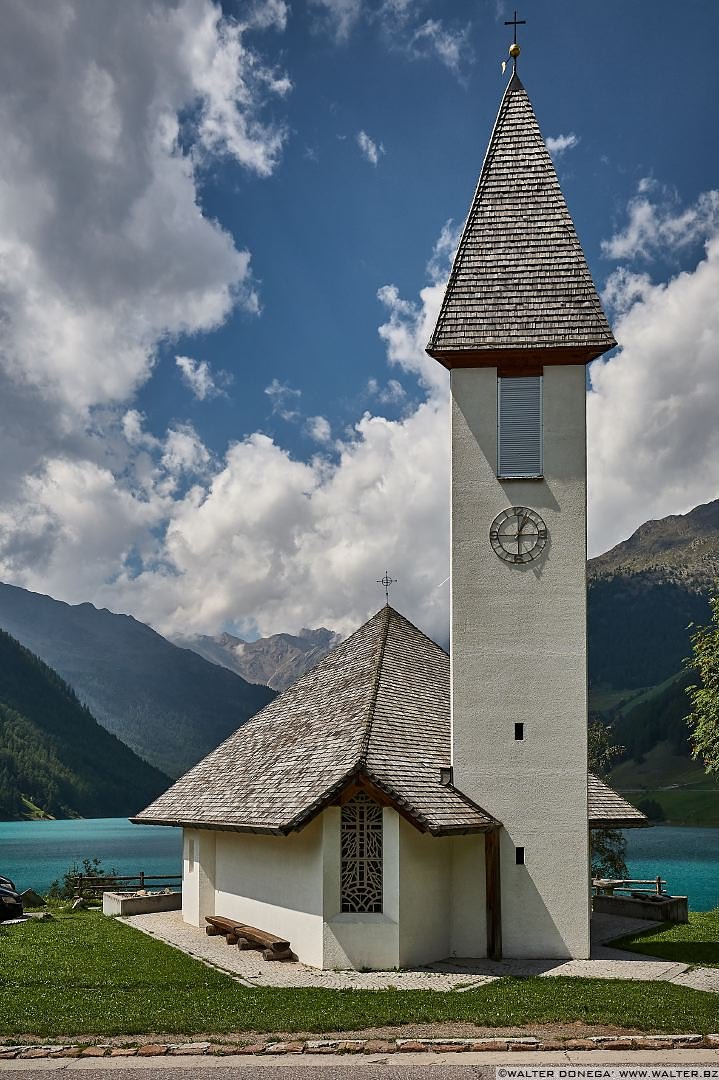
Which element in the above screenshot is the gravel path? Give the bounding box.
[118,911,496,990]
[118,910,719,993]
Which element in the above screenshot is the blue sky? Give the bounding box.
[0,0,718,643]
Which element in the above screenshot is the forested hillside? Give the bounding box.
[0,631,169,820]
[588,578,711,692]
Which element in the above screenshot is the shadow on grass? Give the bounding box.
[611,912,719,968]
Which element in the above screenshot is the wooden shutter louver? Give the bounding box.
[498,376,542,478]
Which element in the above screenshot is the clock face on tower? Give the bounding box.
[489,506,548,564]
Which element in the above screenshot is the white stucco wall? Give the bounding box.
[398,818,451,966]
[324,810,487,969]
[214,818,325,968]
[182,828,216,928]
[181,810,489,968]
[450,364,590,959]
[322,806,400,970]
[450,833,487,957]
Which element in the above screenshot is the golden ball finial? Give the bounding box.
[509,42,520,58]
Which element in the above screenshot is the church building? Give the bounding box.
[134,41,646,968]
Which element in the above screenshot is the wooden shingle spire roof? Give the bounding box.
[427,72,616,370]
[133,605,645,836]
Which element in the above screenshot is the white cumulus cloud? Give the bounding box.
[589,231,719,555]
[88,229,454,642]
[0,0,292,602]
[310,0,472,76]
[546,132,579,159]
[588,183,719,554]
[0,0,289,417]
[356,130,385,166]
[368,378,406,405]
[307,0,362,42]
[408,19,472,73]
[306,416,333,444]
[265,378,303,421]
[175,355,229,400]
[601,179,719,261]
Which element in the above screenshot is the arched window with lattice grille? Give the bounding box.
[340,793,383,913]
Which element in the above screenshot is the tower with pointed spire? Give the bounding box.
[427,48,615,958]
[133,28,645,973]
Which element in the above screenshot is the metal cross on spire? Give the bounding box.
[504,9,526,72]
[377,570,397,604]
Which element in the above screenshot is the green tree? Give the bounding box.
[637,798,666,822]
[589,715,628,879]
[47,857,118,901]
[685,593,719,773]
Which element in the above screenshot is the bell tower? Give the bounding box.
[427,44,615,958]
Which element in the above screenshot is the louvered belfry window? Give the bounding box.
[340,793,383,913]
[498,376,543,478]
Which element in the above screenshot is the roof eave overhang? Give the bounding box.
[286,767,433,834]
[588,817,649,829]
[129,816,287,835]
[285,768,500,837]
[427,821,500,837]
[426,341,617,372]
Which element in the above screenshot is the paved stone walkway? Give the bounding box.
[118,910,719,993]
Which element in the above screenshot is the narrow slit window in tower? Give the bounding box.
[514,722,524,741]
[498,376,543,478]
[515,846,525,866]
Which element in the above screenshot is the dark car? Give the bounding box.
[0,876,23,920]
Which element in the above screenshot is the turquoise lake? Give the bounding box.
[0,818,182,894]
[0,818,717,910]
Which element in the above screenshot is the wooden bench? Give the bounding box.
[205,916,296,961]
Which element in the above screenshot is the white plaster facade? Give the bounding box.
[450,364,590,959]
[181,809,486,969]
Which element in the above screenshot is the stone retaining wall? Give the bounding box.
[594,893,689,924]
[2,1035,718,1058]
[101,892,182,916]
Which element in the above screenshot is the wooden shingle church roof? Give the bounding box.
[134,606,644,835]
[426,72,616,369]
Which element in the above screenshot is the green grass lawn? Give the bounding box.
[1,907,719,1038]
[611,908,719,968]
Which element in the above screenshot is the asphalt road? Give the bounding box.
[4,1053,719,1079]
[1,1069,491,1080]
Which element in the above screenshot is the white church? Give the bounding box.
[134,54,646,968]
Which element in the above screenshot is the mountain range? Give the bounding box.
[2,496,718,822]
[170,627,341,692]
[0,583,274,779]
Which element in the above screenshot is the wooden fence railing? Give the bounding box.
[593,876,667,896]
[72,872,182,897]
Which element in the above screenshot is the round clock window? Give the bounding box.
[489,506,548,564]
